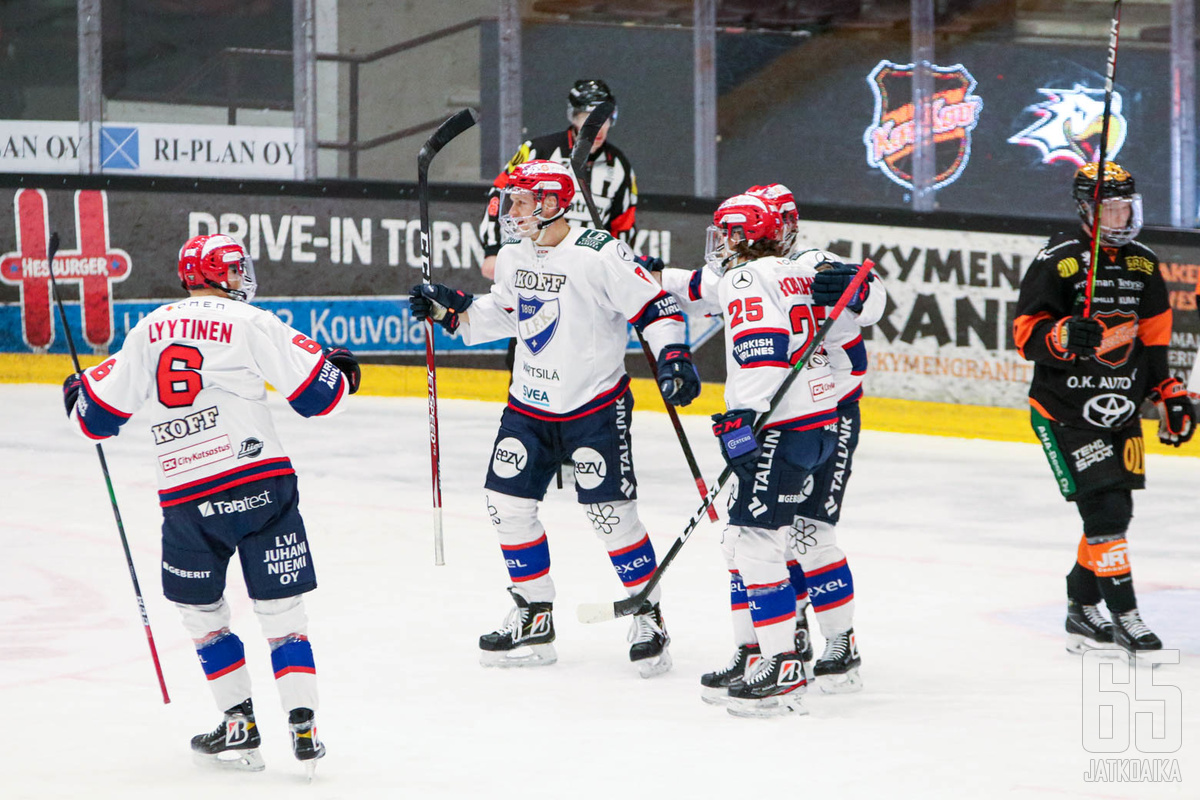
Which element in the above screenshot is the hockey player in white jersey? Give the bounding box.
[409,160,699,677]
[62,234,360,775]
[655,184,883,694]
[683,194,838,716]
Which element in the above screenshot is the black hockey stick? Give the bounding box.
[569,101,719,523]
[577,259,875,623]
[418,108,478,566]
[50,231,171,704]
[1084,0,1122,318]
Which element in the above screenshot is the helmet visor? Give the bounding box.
[703,225,732,275]
[499,187,542,239]
[1082,194,1143,246]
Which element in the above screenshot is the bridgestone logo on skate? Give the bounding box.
[198,489,272,517]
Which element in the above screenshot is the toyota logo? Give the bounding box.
[1082,393,1137,428]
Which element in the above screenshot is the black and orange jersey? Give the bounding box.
[1013,231,1172,430]
[479,128,637,257]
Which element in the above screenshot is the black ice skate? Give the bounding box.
[288,707,326,780]
[190,699,265,772]
[726,650,808,718]
[813,629,863,694]
[1065,599,1117,655]
[1112,609,1163,656]
[479,587,557,667]
[795,605,814,668]
[699,644,761,706]
[627,603,672,678]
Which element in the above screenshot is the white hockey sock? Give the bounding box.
[793,519,856,638]
[728,525,794,658]
[587,499,661,605]
[177,599,252,713]
[488,492,555,603]
[254,596,318,713]
[728,570,756,647]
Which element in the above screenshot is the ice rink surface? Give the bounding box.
[2,383,1197,799]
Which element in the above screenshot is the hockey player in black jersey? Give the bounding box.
[479,78,637,280]
[1013,162,1194,657]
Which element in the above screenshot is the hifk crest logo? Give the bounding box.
[863,61,983,191]
[517,294,560,355]
[1008,84,1127,166]
[0,189,131,352]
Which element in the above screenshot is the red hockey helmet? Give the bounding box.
[500,160,577,239]
[747,183,799,252]
[746,184,798,224]
[178,234,257,302]
[705,194,783,274]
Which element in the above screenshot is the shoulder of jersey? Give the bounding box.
[1124,239,1157,260]
[787,249,840,271]
[529,129,571,159]
[571,227,617,254]
[599,140,632,165]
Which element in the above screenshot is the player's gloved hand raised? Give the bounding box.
[409,284,473,333]
[656,343,700,406]
[323,347,361,395]
[635,254,665,273]
[1149,377,1195,447]
[812,262,868,312]
[62,373,82,416]
[712,408,759,483]
[1051,315,1103,358]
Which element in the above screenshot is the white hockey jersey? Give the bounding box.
[712,256,838,430]
[69,296,350,507]
[660,248,885,406]
[460,226,686,418]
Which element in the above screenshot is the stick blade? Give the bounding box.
[576,601,618,624]
[569,101,615,175]
[418,108,479,171]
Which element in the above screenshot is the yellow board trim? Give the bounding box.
[6,353,1193,457]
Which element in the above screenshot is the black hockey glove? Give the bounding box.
[62,373,82,416]
[1149,377,1195,447]
[812,262,869,312]
[712,408,760,483]
[323,347,361,395]
[1051,315,1103,358]
[635,254,665,273]
[656,343,700,406]
[409,284,474,333]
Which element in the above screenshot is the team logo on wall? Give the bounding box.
[862,61,984,191]
[0,189,131,352]
[1008,84,1127,166]
[517,295,560,355]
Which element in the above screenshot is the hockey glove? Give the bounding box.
[323,346,361,395]
[62,373,82,416]
[1050,315,1103,359]
[812,262,869,312]
[1149,377,1195,447]
[409,284,474,333]
[635,254,665,273]
[712,408,760,483]
[656,343,701,406]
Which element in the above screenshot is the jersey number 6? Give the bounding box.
[156,344,204,408]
